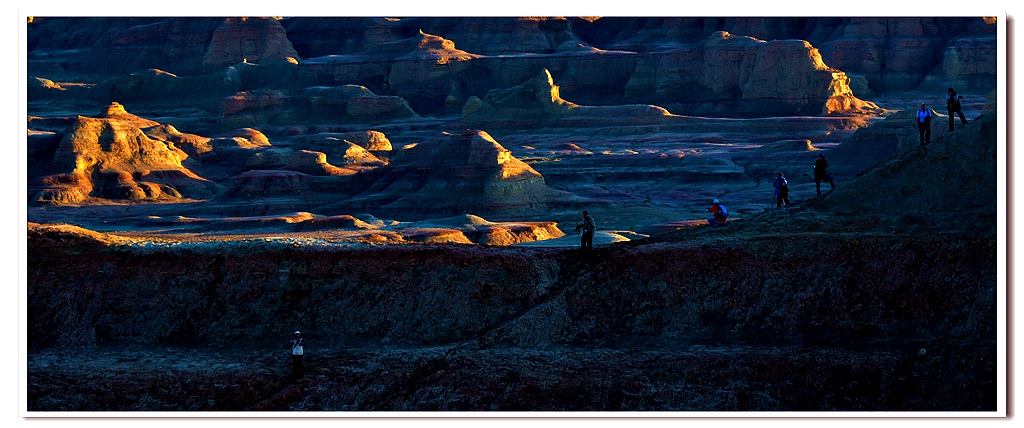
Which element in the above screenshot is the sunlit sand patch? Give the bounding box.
[758,139,819,152]
[600,149,639,156]
[514,230,646,248]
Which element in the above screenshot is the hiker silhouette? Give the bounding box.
[814,154,836,196]
[946,88,967,131]
[576,211,596,251]
[773,173,791,208]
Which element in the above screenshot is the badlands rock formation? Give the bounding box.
[28,16,995,123]
[27,17,298,75]
[26,112,998,406]
[462,68,676,124]
[30,103,223,204]
[218,84,420,127]
[343,130,578,218]
[624,31,882,116]
[24,16,999,412]
[571,17,997,95]
[25,16,997,242]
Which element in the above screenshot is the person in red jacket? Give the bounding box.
[708,199,728,227]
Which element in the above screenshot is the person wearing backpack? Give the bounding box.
[946,88,968,132]
[916,103,932,146]
[708,199,728,227]
[773,173,791,208]
[813,153,836,197]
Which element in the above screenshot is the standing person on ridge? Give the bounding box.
[773,173,791,208]
[946,87,968,131]
[708,199,728,227]
[574,210,596,252]
[813,153,836,197]
[290,330,305,375]
[916,103,932,146]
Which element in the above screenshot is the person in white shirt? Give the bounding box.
[290,331,304,374]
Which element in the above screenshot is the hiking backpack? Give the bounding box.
[947,94,961,111]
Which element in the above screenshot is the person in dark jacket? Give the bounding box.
[916,103,932,146]
[773,173,791,208]
[813,153,836,197]
[707,199,728,227]
[946,88,968,132]
[575,211,596,251]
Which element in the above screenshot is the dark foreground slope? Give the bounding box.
[25,227,999,411]
[26,115,998,412]
[25,226,997,411]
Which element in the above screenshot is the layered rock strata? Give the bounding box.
[28,16,996,120]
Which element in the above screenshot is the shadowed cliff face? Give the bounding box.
[27,16,996,120]
[27,229,995,349]
[26,225,996,411]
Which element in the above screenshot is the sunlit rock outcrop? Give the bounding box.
[283,150,358,176]
[344,129,577,218]
[341,130,392,152]
[462,69,578,119]
[31,103,223,204]
[624,31,884,116]
[406,214,565,246]
[299,133,389,167]
[463,69,671,124]
[142,124,213,160]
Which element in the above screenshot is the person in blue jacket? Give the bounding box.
[916,103,932,146]
[773,173,791,208]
